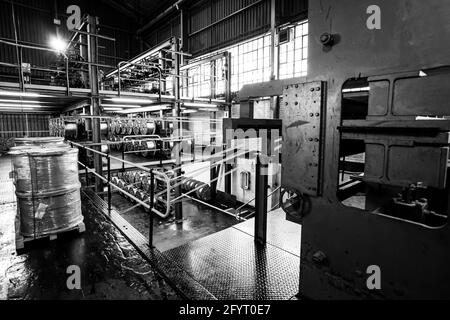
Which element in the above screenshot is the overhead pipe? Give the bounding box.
[137,0,186,35]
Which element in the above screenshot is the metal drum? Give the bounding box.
[15,137,65,147]
[9,146,83,237]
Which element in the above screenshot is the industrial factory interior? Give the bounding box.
[0,0,450,307]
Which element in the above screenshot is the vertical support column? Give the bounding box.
[270,0,277,81]
[255,155,268,245]
[172,39,183,222]
[87,15,103,193]
[223,52,232,194]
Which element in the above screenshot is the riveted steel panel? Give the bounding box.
[281,81,325,196]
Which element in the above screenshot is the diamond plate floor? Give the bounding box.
[162,210,301,300]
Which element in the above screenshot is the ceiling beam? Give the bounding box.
[99,0,142,21]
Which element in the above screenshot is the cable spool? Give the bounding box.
[117,179,125,190]
[115,120,122,135]
[125,172,135,184]
[133,119,141,135]
[126,120,134,135]
[110,136,117,152]
[64,123,78,139]
[112,177,120,186]
[140,120,157,135]
[8,146,83,237]
[133,140,141,155]
[100,122,109,136]
[141,140,157,158]
[110,120,117,136]
[115,136,124,152]
[123,139,133,153]
[135,189,146,202]
[196,184,212,202]
[101,143,109,155]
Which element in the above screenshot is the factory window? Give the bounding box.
[228,34,272,93]
[279,21,308,79]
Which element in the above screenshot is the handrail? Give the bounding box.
[69,140,172,218]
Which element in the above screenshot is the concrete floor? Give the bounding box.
[0,199,182,300]
[0,154,181,300]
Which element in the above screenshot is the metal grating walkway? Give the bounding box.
[84,189,301,300]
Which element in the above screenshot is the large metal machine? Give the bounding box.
[239,0,450,299]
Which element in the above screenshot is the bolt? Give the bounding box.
[312,251,327,264]
[316,113,320,117]
[310,88,315,92]
[310,113,314,117]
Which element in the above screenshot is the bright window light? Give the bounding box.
[50,37,67,52]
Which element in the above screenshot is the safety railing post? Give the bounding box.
[107,153,112,214]
[254,154,268,245]
[83,146,89,187]
[149,169,155,248]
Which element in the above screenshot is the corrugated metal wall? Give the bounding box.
[0,113,51,151]
[140,0,307,57]
[0,0,140,81]
[188,0,271,56]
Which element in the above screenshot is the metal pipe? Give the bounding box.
[137,0,186,35]
[117,61,162,100]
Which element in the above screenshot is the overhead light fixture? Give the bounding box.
[50,36,67,53]
[0,103,49,108]
[116,104,172,114]
[0,91,47,97]
[0,99,42,104]
[107,97,154,104]
[101,104,142,109]
[183,102,218,108]
[181,109,198,114]
[104,107,124,111]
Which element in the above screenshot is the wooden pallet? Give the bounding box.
[15,212,85,250]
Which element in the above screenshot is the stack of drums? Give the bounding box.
[9,139,83,238]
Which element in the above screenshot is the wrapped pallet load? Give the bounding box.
[9,139,84,241]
